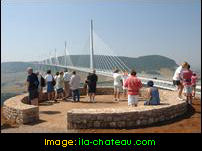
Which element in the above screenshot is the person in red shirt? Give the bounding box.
[181,64,193,104]
[124,69,142,107]
[191,72,198,98]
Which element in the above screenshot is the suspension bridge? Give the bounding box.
[34,20,201,96]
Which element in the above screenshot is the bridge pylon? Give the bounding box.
[90,19,94,70]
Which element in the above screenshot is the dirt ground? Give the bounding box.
[1,94,201,133]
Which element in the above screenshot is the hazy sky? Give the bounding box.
[1,0,201,69]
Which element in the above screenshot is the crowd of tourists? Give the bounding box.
[26,61,198,107]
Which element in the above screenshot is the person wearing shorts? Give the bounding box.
[45,70,55,102]
[124,70,142,107]
[55,71,64,102]
[113,69,123,101]
[172,62,189,100]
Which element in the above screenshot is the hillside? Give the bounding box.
[52,54,177,75]
[1,55,178,74]
[1,55,177,104]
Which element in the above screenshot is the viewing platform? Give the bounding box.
[2,87,200,133]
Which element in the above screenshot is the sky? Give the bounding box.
[1,0,201,69]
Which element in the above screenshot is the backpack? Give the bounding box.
[41,76,46,87]
[33,74,39,88]
[52,75,56,86]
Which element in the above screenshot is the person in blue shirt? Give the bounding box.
[144,80,160,105]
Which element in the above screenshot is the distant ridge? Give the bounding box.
[1,55,178,74]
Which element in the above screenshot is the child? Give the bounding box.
[181,65,193,104]
[191,72,198,99]
[144,81,160,105]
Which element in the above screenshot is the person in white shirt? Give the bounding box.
[172,62,189,100]
[45,70,55,102]
[63,69,71,99]
[113,69,123,101]
[55,71,64,101]
[70,71,81,102]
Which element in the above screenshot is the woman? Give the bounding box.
[55,71,64,102]
[144,81,160,105]
[45,70,55,102]
[172,62,189,100]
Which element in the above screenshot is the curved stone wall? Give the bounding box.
[3,94,39,124]
[2,87,113,125]
[3,87,188,128]
[67,101,188,129]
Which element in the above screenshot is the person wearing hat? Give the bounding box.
[144,80,160,105]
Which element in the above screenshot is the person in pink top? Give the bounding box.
[124,69,142,107]
[191,72,198,98]
[181,64,193,104]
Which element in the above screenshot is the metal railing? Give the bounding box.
[35,62,201,96]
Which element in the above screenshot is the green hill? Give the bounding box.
[1,55,178,74]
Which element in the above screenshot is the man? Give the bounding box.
[70,71,81,102]
[26,67,39,106]
[63,69,71,99]
[113,69,123,101]
[124,70,142,107]
[86,70,98,102]
[172,62,189,100]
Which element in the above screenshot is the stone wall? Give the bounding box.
[2,87,114,125]
[67,101,188,129]
[3,87,188,128]
[3,94,39,124]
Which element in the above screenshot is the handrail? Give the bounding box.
[35,63,201,96]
